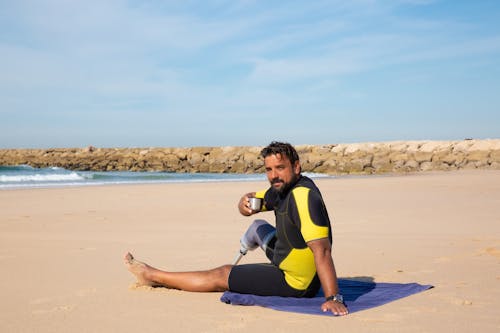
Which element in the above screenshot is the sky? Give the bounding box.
[1,0,499,148]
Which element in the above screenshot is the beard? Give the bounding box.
[270,173,299,195]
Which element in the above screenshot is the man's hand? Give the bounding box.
[321,299,348,316]
[238,192,255,216]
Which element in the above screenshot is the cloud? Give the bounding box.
[3,0,497,98]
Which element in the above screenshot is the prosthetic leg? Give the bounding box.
[232,219,276,265]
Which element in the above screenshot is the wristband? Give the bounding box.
[325,294,344,304]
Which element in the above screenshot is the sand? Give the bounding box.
[0,170,499,332]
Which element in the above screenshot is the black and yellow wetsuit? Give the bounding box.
[228,175,332,297]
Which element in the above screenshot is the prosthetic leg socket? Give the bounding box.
[232,220,276,265]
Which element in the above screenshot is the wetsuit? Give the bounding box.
[228,175,332,297]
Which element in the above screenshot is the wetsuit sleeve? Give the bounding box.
[291,187,329,242]
[255,188,277,211]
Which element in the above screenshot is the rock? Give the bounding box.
[84,146,96,153]
[453,140,474,153]
[372,156,392,173]
[188,152,204,166]
[466,150,490,162]
[414,151,433,163]
[404,160,420,171]
[330,144,347,155]
[490,150,500,163]
[419,141,452,153]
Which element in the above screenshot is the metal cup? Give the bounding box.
[248,197,262,211]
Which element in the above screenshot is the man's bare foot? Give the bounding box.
[124,252,158,287]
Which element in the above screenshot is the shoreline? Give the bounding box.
[2,168,492,191]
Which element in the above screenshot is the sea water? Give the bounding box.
[0,165,332,190]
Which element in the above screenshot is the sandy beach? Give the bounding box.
[1,170,499,332]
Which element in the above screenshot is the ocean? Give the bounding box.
[0,165,332,190]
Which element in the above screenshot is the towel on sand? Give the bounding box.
[220,278,433,316]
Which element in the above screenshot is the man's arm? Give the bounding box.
[308,238,348,316]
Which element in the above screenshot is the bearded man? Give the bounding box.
[124,141,348,316]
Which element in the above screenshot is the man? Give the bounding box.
[124,141,348,316]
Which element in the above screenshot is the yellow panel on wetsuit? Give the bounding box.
[292,187,329,242]
[279,247,317,290]
[255,189,269,211]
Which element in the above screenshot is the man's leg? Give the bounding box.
[240,219,276,259]
[124,252,232,292]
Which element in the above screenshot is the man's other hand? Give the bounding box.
[321,300,348,316]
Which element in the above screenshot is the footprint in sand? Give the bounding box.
[78,247,97,251]
[128,283,171,292]
[451,298,473,306]
[30,289,95,315]
[30,297,74,315]
[485,247,500,258]
[29,297,52,305]
[75,288,97,297]
[433,256,451,263]
[476,247,500,259]
[32,305,74,315]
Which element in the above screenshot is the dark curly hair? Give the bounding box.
[260,141,300,165]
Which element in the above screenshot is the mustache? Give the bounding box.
[271,178,284,185]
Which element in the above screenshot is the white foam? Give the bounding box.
[302,172,331,178]
[0,172,84,183]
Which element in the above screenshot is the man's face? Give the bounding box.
[264,153,301,194]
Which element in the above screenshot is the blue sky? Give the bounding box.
[1,0,499,148]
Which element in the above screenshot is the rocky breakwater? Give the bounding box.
[1,139,499,175]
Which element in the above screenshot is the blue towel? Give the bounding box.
[220,278,433,316]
